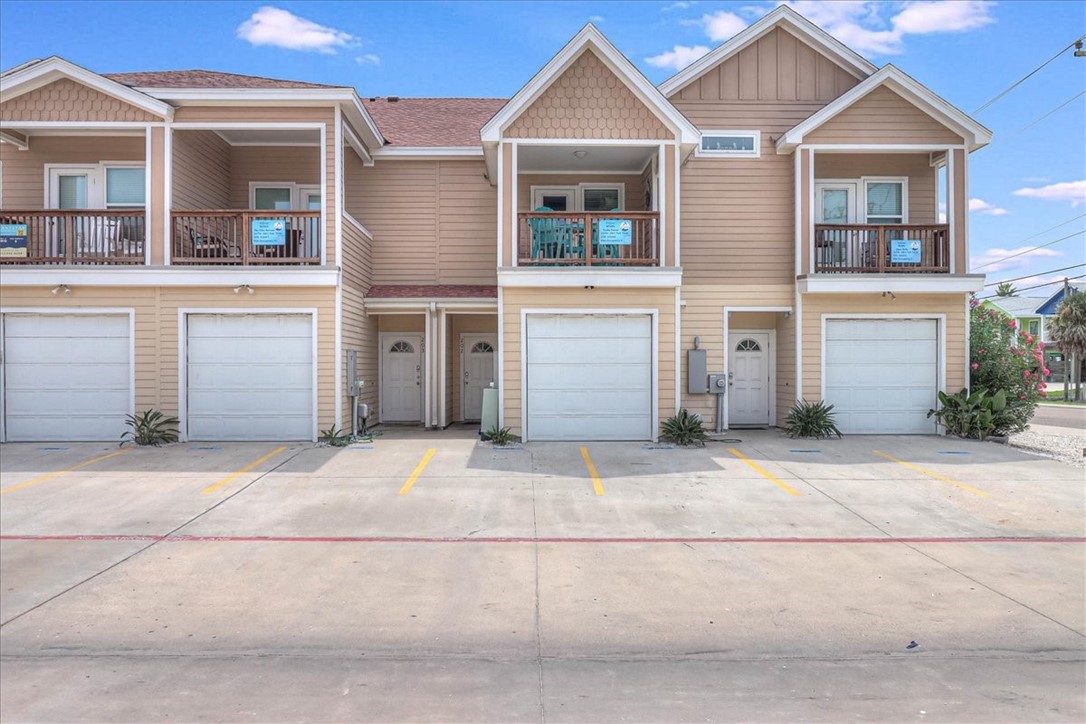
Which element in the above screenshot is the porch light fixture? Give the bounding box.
[51,284,71,296]
[882,291,897,300]
[233,284,254,295]
[584,285,595,290]
[573,150,589,159]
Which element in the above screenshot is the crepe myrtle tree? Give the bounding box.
[968,296,1047,433]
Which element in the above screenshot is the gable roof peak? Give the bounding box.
[658,5,877,97]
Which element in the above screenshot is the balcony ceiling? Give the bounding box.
[213,128,321,146]
[517,144,656,174]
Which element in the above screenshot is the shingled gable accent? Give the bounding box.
[480,24,699,145]
[658,5,876,98]
[0,56,173,120]
[777,65,992,153]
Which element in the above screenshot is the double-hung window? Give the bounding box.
[864,180,906,224]
[104,166,145,208]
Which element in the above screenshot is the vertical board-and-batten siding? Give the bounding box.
[0,79,161,123]
[345,154,497,285]
[0,136,144,209]
[0,287,339,433]
[506,50,672,140]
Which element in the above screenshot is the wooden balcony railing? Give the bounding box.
[171,210,321,265]
[814,224,950,273]
[517,211,659,266]
[0,210,145,265]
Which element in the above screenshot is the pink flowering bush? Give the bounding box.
[969,297,1046,433]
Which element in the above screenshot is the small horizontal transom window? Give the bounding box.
[699,131,759,158]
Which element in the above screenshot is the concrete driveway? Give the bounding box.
[1,429,1083,722]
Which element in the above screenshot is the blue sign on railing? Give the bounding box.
[0,223,28,258]
[890,239,922,264]
[598,219,632,246]
[251,218,286,246]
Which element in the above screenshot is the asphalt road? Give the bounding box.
[1033,403,1086,430]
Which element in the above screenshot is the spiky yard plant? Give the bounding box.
[120,409,180,447]
[783,400,843,439]
[661,408,708,446]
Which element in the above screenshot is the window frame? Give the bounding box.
[248,182,322,211]
[861,176,909,225]
[102,163,147,209]
[696,130,761,159]
[528,183,626,212]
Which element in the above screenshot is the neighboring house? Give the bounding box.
[0,6,988,442]
[982,296,1048,340]
[1033,282,1085,363]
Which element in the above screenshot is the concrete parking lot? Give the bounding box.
[1,428,1083,722]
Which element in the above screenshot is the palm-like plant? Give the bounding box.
[994,281,1017,297]
[1048,291,1086,401]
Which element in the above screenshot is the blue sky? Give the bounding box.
[2,1,1083,295]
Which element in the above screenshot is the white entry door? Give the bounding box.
[381,335,422,422]
[728,332,771,426]
[462,335,496,421]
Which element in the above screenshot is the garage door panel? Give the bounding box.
[3,314,131,441]
[186,314,313,441]
[525,314,652,441]
[825,319,937,435]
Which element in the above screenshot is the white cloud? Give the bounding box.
[969,198,1009,216]
[1022,176,1052,184]
[1013,180,1086,207]
[970,246,1062,274]
[589,15,605,23]
[892,1,995,34]
[938,201,947,223]
[237,6,355,54]
[701,11,748,42]
[662,1,694,11]
[645,44,712,70]
[354,54,381,66]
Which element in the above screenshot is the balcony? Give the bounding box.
[814,224,950,274]
[0,210,146,265]
[171,211,321,265]
[517,211,659,266]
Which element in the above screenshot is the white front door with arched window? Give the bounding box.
[728,332,771,426]
[381,334,423,422]
[461,335,496,421]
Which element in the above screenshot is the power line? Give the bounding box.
[977,274,1084,299]
[974,34,1086,114]
[972,228,1086,271]
[1008,89,1086,139]
[983,263,1086,287]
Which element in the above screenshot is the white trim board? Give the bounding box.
[0,307,136,443]
[798,275,985,294]
[177,308,320,442]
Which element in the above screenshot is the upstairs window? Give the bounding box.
[698,131,760,158]
[104,166,145,208]
[865,180,906,224]
[582,185,623,212]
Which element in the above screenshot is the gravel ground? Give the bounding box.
[1009,422,1086,469]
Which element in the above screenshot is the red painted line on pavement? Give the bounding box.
[2,534,1083,544]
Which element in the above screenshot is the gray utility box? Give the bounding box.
[707,374,728,394]
[688,349,708,394]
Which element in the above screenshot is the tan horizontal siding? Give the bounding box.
[676,27,860,103]
[518,174,647,211]
[0,286,338,436]
[171,130,231,210]
[340,285,378,430]
[172,107,335,124]
[501,287,676,437]
[228,146,321,207]
[447,314,498,424]
[0,136,144,209]
[800,293,968,400]
[805,86,965,145]
[436,161,498,284]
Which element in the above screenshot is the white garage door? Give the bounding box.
[824,319,938,434]
[186,314,313,441]
[2,314,131,441]
[525,314,652,441]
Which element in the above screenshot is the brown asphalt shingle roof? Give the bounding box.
[104,69,343,90]
[362,97,507,147]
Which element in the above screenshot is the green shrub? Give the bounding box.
[484,426,518,446]
[927,387,1008,440]
[970,298,1046,432]
[661,409,708,446]
[120,409,180,447]
[319,424,351,447]
[784,400,842,439]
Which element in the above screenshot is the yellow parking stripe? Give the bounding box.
[727,448,801,497]
[873,450,989,497]
[398,448,436,496]
[201,447,287,495]
[580,447,605,496]
[0,449,131,496]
